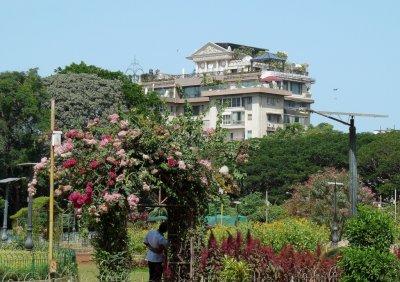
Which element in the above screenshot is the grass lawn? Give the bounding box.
[78,262,149,281]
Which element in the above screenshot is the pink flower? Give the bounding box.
[118,131,128,138]
[178,160,186,170]
[108,114,120,123]
[89,160,101,169]
[63,158,77,169]
[116,173,125,182]
[116,149,126,158]
[119,120,129,129]
[127,194,140,208]
[65,129,79,139]
[200,176,208,186]
[83,138,97,145]
[106,156,118,165]
[99,204,109,214]
[113,140,122,149]
[100,135,113,147]
[54,189,62,197]
[103,192,122,204]
[199,159,212,170]
[167,156,178,168]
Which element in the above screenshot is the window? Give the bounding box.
[247,130,252,139]
[267,114,282,123]
[222,115,231,125]
[284,115,290,124]
[294,116,300,123]
[290,82,302,95]
[283,81,289,90]
[242,97,252,110]
[248,114,252,121]
[230,132,234,140]
[232,112,243,124]
[232,97,241,107]
[183,86,201,98]
[267,96,278,106]
[192,105,201,116]
[284,101,296,108]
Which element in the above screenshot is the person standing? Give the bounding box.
[144,221,168,282]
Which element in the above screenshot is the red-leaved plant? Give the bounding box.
[198,231,340,281]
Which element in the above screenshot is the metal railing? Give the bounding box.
[0,248,78,281]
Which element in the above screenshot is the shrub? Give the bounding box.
[252,218,329,252]
[339,247,400,281]
[219,257,251,282]
[197,231,339,281]
[344,205,395,251]
[127,227,148,257]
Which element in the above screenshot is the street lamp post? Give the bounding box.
[327,181,344,247]
[18,162,39,251]
[1,183,10,241]
[233,201,241,226]
[0,178,23,242]
[300,109,387,216]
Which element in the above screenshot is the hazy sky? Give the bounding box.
[1,0,399,132]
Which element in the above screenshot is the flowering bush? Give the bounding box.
[31,107,246,278]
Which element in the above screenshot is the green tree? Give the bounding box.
[54,62,163,126]
[358,131,400,199]
[0,69,49,178]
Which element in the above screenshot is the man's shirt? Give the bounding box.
[144,230,168,262]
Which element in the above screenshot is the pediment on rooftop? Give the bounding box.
[187,42,233,62]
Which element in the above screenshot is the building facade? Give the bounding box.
[141,42,315,140]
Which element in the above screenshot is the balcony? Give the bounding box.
[222,120,245,128]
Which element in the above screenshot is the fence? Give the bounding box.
[0,248,78,281]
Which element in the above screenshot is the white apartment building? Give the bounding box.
[141,42,315,140]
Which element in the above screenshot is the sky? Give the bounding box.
[1,0,399,132]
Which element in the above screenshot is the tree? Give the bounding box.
[0,69,49,178]
[284,168,375,236]
[358,131,400,199]
[240,124,377,203]
[54,62,164,126]
[44,73,126,130]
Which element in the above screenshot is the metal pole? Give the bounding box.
[265,190,269,223]
[331,182,339,247]
[395,189,397,223]
[25,195,34,250]
[48,98,56,271]
[1,184,9,241]
[349,116,358,215]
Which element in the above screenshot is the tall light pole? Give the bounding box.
[301,109,387,215]
[18,162,39,250]
[0,178,23,242]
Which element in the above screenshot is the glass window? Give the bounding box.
[242,97,252,110]
[230,132,234,140]
[267,114,281,123]
[248,114,252,121]
[232,97,241,107]
[267,96,277,106]
[290,82,302,95]
[294,116,300,123]
[183,86,201,98]
[192,105,201,116]
[284,115,290,123]
[283,81,289,90]
[232,112,243,124]
[247,130,252,139]
[223,115,231,125]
